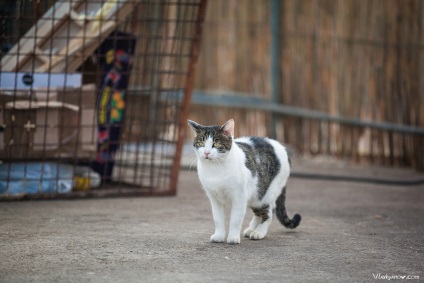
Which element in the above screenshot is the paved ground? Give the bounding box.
[0,157,423,282]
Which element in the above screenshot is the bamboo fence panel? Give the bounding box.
[189,0,424,170]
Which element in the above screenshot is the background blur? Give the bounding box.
[1,0,423,171]
[189,0,424,170]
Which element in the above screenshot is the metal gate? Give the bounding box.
[0,0,208,199]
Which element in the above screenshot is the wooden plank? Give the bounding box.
[1,0,83,71]
[44,0,135,72]
[37,21,116,72]
[2,0,136,73]
[33,47,51,64]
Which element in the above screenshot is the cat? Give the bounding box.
[188,118,301,244]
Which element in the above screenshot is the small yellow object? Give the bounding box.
[111,108,119,119]
[72,167,102,191]
[113,92,125,109]
[73,176,91,191]
[106,49,114,64]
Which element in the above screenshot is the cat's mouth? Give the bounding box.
[204,156,213,161]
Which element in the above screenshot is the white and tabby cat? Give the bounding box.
[188,119,301,244]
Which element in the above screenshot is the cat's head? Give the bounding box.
[187,119,234,162]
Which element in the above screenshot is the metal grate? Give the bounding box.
[0,0,208,199]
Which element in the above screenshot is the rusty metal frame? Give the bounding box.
[169,0,208,196]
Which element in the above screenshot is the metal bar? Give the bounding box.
[187,91,424,136]
[122,89,424,136]
[270,0,280,139]
[284,30,424,50]
[169,0,208,195]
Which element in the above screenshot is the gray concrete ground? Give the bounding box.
[1,156,423,282]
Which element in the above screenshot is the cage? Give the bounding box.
[0,0,208,199]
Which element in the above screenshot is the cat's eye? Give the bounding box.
[196,141,205,147]
[212,138,221,147]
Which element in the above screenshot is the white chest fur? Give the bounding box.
[197,145,251,202]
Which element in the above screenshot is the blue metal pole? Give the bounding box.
[270,0,280,139]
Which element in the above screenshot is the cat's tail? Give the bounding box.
[275,186,301,229]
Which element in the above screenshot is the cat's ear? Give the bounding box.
[221,119,234,138]
[188,119,202,133]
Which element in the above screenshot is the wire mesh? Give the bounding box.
[0,0,207,199]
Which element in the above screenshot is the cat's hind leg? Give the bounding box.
[243,215,261,238]
[249,204,273,240]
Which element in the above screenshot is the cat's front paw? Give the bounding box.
[226,235,241,245]
[249,230,266,240]
[210,233,225,243]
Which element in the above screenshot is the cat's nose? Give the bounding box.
[204,151,210,157]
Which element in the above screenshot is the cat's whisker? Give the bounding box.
[189,157,198,172]
[214,157,225,168]
[213,158,221,167]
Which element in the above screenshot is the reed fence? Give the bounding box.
[188,0,424,170]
